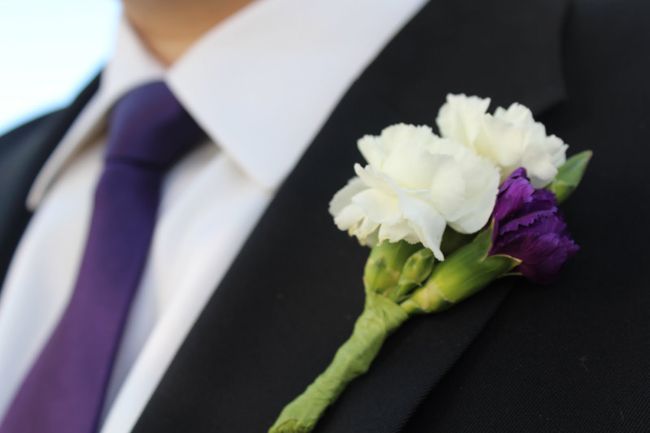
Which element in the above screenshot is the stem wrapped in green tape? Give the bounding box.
[268,293,408,433]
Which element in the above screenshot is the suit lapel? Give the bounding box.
[0,76,99,289]
[131,0,569,431]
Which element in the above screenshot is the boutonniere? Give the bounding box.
[269,94,592,433]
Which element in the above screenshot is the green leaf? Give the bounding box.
[549,150,593,203]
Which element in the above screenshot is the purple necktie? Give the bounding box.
[0,82,203,433]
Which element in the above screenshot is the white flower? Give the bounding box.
[436,94,568,187]
[329,124,499,260]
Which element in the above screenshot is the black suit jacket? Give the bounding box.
[1,0,648,431]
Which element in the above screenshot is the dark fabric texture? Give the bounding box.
[404,1,650,431]
[0,0,647,432]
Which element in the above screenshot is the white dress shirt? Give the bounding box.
[0,0,427,431]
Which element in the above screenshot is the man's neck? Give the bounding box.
[123,0,255,66]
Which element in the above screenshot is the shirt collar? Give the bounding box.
[27,18,164,209]
[28,0,427,209]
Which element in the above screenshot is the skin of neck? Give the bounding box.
[123,0,255,66]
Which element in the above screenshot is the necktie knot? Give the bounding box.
[106,81,203,169]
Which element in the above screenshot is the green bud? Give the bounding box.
[548,150,593,204]
[401,227,520,315]
[391,248,435,302]
[363,241,421,295]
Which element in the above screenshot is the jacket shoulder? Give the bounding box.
[0,111,65,157]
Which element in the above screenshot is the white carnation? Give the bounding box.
[436,94,568,187]
[329,124,499,260]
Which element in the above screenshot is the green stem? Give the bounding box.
[269,294,409,433]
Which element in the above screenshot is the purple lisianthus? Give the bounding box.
[490,168,579,284]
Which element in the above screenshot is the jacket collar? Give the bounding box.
[130,0,569,432]
[0,76,99,290]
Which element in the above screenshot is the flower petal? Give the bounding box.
[436,93,491,148]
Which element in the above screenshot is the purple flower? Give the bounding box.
[491,168,579,284]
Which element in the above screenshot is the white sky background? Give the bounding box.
[0,0,121,135]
